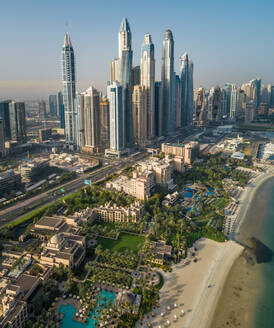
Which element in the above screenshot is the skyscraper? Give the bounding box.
[180,53,194,127]
[269,85,274,107]
[62,32,77,146]
[110,58,119,84]
[57,91,65,129]
[0,100,11,140]
[230,89,239,120]
[118,18,133,147]
[49,95,58,116]
[99,97,110,150]
[107,81,124,155]
[224,83,236,118]
[131,66,140,86]
[38,100,47,117]
[250,78,261,108]
[140,33,155,140]
[132,85,146,146]
[0,119,5,157]
[175,75,182,128]
[155,82,163,138]
[207,87,222,122]
[83,87,100,152]
[193,88,207,126]
[9,101,26,143]
[161,30,174,135]
[75,92,85,149]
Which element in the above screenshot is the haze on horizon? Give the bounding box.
[1,0,274,100]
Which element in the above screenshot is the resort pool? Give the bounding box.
[184,192,193,198]
[59,290,115,328]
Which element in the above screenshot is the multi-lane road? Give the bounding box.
[0,151,148,227]
[0,129,202,228]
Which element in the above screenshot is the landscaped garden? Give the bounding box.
[97,232,145,254]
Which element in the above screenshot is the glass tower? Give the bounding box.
[140,33,155,140]
[161,29,174,135]
[61,32,77,146]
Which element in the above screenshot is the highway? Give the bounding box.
[0,151,148,227]
[0,129,201,227]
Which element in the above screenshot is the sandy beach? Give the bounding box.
[137,238,243,328]
[230,166,274,240]
[211,169,274,328]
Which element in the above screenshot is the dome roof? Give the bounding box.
[50,233,63,245]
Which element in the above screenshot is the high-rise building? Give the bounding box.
[132,85,146,146]
[175,75,182,128]
[0,100,11,140]
[155,82,163,138]
[38,100,47,117]
[83,87,100,152]
[110,58,119,84]
[180,53,194,127]
[62,32,77,146]
[0,119,5,157]
[140,33,155,140]
[260,85,269,104]
[107,81,124,155]
[57,91,65,129]
[131,66,140,86]
[207,87,222,122]
[224,83,236,118]
[9,101,26,143]
[269,85,274,107]
[99,97,110,150]
[118,18,133,147]
[250,78,261,108]
[161,29,174,135]
[244,100,256,123]
[75,92,85,149]
[193,88,207,126]
[49,95,58,116]
[258,103,269,118]
[230,89,239,120]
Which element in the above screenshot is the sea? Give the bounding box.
[237,176,274,327]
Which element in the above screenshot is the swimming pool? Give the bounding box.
[59,290,115,328]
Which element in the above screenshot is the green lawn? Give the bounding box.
[97,233,145,253]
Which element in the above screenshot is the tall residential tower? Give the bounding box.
[161,29,175,135]
[140,33,155,140]
[62,32,77,147]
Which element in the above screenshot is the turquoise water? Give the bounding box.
[252,179,274,327]
[59,290,115,328]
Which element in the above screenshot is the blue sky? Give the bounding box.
[0,0,273,99]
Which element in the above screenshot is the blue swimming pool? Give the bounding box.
[184,192,193,198]
[59,290,115,328]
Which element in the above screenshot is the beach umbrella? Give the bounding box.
[174,314,178,320]
[181,309,185,315]
[167,306,171,311]
[166,320,170,325]
[174,303,178,308]
[160,312,164,317]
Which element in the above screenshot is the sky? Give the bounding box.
[0,0,274,100]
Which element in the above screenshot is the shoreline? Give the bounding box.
[210,167,274,328]
[136,238,243,328]
[135,167,274,328]
[230,167,274,240]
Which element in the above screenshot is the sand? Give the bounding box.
[210,169,274,328]
[136,238,243,328]
[210,254,260,328]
